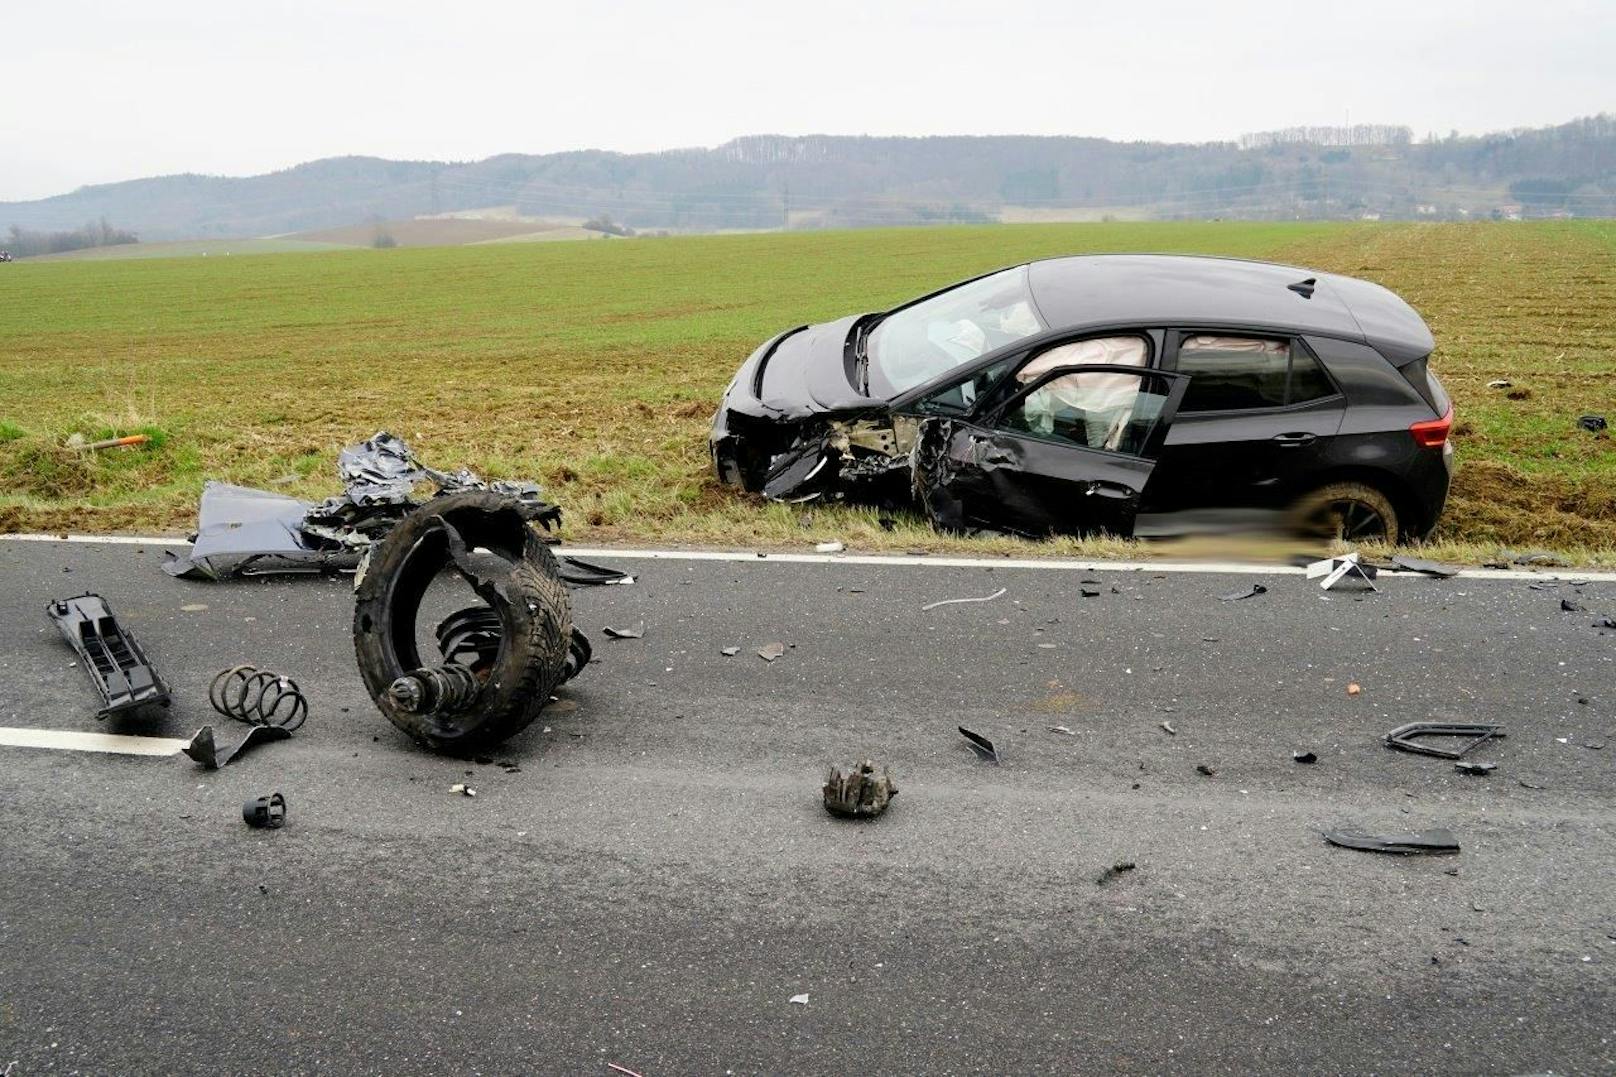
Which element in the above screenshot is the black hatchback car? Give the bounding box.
[711,254,1454,543]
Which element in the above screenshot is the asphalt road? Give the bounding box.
[2,538,1614,1075]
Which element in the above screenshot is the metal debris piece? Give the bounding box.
[556,556,635,586]
[209,665,309,730]
[757,642,786,662]
[822,760,898,818]
[1219,583,1268,601]
[1486,379,1512,389]
[1384,721,1505,760]
[242,792,287,829]
[921,587,1007,612]
[1323,828,1459,855]
[183,723,291,769]
[1161,720,1177,736]
[1455,761,1496,775]
[1048,725,1075,735]
[607,1065,645,1077]
[958,725,999,764]
[46,593,171,719]
[1390,555,1461,578]
[1196,764,1216,777]
[1562,598,1587,613]
[164,432,560,580]
[720,646,740,656]
[1577,414,1608,433]
[1080,587,1100,598]
[1293,750,1317,764]
[789,993,810,1005]
[1095,861,1136,886]
[603,623,645,640]
[1306,552,1378,591]
[450,783,477,797]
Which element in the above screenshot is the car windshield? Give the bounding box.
[866,266,1044,396]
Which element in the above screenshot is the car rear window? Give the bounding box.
[1176,336,1289,411]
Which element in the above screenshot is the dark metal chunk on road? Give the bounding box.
[1323,828,1459,855]
[1384,721,1505,760]
[557,556,635,586]
[1095,861,1136,886]
[183,724,291,769]
[1293,750,1317,764]
[1455,761,1497,775]
[958,726,999,764]
[353,490,580,754]
[1390,555,1461,578]
[242,792,288,829]
[209,665,308,730]
[1219,583,1268,601]
[822,761,898,818]
[46,593,171,719]
[602,623,645,640]
[1561,598,1587,613]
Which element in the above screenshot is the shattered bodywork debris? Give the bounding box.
[602,623,645,640]
[1390,555,1461,578]
[822,761,898,818]
[1306,552,1378,591]
[164,432,562,580]
[1323,828,1459,855]
[720,646,740,657]
[1384,722,1505,760]
[958,725,999,764]
[183,723,291,769]
[757,642,786,662]
[1293,750,1317,764]
[450,783,477,797]
[1455,761,1497,776]
[242,792,287,829]
[557,557,635,586]
[920,586,1007,612]
[1095,861,1136,886]
[47,593,171,719]
[353,490,583,754]
[815,541,845,553]
[1562,598,1587,613]
[209,666,308,730]
[1577,414,1608,433]
[1219,583,1268,601]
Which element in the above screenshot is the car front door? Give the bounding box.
[1143,333,1346,528]
[912,365,1188,537]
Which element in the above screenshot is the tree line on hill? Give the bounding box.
[5,218,138,257]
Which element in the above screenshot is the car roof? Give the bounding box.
[1026,254,1435,364]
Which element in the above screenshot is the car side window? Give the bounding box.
[1176,336,1289,411]
[1287,346,1336,404]
[999,369,1169,456]
[911,355,1020,416]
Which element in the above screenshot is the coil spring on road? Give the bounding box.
[209,665,309,731]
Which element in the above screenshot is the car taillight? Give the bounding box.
[1410,404,1453,448]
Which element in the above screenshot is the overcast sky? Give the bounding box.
[3,0,1612,202]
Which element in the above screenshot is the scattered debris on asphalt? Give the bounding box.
[1080,586,1101,598]
[1196,764,1216,777]
[1455,761,1497,776]
[959,726,1000,764]
[242,792,287,829]
[789,993,810,1005]
[47,593,171,719]
[822,760,898,818]
[162,432,602,581]
[921,586,1007,612]
[603,623,645,640]
[1390,555,1461,578]
[209,665,309,730]
[450,783,477,797]
[1161,720,1177,736]
[1306,552,1378,591]
[353,490,586,753]
[1219,583,1267,601]
[556,556,635,586]
[1095,861,1136,887]
[1293,750,1317,764]
[1577,414,1608,434]
[1384,721,1505,759]
[757,642,786,662]
[720,646,740,657]
[815,541,844,553]
[1323,828,1459,855]
[1346,683,1362,696]
[1047,724,1075,735]
[607,1065,645,1077]
[183,724,291,769]
[1562,598,1587,613]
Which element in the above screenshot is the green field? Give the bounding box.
[1,221,1613,560]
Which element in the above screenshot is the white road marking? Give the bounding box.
[2,532,1612,582]
[0,726,190,756]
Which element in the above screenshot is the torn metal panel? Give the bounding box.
[47,593,171,719]
[183,723,291,769]
[165,433,561,581]
[1384,722,1505,760]
[1323,829,1459,855]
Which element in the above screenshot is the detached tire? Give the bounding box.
[1293,481,1400,545]
[353,490,572,754]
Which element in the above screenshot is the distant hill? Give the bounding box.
[5,115,1613,241]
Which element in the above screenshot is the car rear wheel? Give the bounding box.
[1293,481,1400,545]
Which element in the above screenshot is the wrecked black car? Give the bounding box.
[711,255,1454,542]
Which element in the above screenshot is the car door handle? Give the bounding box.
[1273,432,1317,448]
